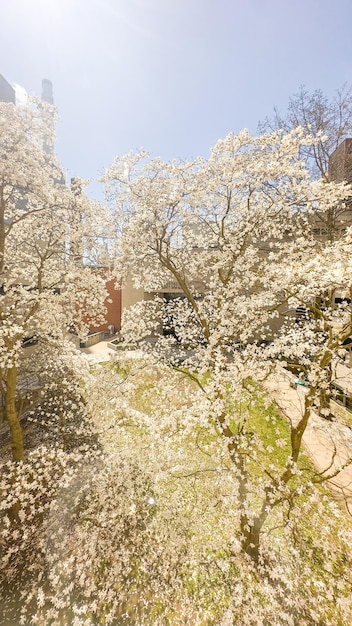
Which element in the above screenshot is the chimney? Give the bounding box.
[41,78,53,104]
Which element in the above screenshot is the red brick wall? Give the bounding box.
[89,276,121,334]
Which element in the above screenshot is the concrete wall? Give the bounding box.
[330,400,352,427]
[0,74,15,103]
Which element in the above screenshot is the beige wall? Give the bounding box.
[121,274,145,312]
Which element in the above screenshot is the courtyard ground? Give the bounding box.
[81,340,352,517]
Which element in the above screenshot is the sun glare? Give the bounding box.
[16,0,70,22]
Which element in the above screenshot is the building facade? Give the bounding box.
[0,74,15,103]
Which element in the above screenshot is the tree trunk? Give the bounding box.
[241,523,261,562]
[5,366,24,462]
[0,184,5,274]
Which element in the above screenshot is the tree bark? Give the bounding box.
[241,523,262,562]
[5,366,24,462]
[0,184,5,274]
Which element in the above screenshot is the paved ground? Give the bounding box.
[80,340,116,362]
[80,341,352,517]
[265,370,352,517]
[80,340,145,363]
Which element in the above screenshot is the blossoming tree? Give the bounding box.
[0,100,109,461]
[2,125,352,625]
[104,128,352,560]
[2,356,352,624]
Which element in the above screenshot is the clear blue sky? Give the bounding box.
[1,0,352,197]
